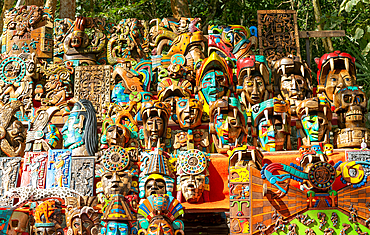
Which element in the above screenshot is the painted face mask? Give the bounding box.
[257,118,275,151]
[301,115,320,142]
[297,97,332,146]
[201,70,227,104]
[176,98,203,129]
[214,112,242,145]
[61,106,83,148]
[104,222,129,235]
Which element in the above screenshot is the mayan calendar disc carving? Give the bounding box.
[178,149,208,175]
[0,57,27,84]
[308,162,336,189]
[102,146,130,171]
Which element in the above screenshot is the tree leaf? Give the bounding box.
[363,42,370,56]
[354,28,365,39]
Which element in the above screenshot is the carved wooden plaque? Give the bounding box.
[21,152,48,189]
[46,149,72,188]
[0,157,21,197]
[6,27,53,59]
[257,10,300,63]
[74,65,111,121]
[70,157,95,196]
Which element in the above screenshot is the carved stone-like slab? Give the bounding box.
[46,149,72,188]
[257,10,300,64]
[74,65,111,121]
[0,157,21,197]
[70,157,95,196]
[6,27,53,59]
[20,152,48,189]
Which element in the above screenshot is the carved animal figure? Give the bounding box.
[331,212,338,227]
[318,212,327,230]
[296,213,315,226]
[1,187,81,209]
[255,223,271,235]
[272,211,288,232]
[324,228,334,235]
[34,200,58,224]
[287,224,297,235]
[305,228,316,235]
[340,223,351,235]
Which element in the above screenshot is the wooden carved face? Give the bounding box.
[4,119,25,156]
[179,174,206,203]
[325,69,355,102]
[105,125,129,147]
[334,86,367,128]
[213,110,242,149]
[101,171,132,196]
[145,178,166,198]
[147,217,174,235]
[67,207,101,235]
[280,74,308,102]
[102,222,129,235]
[257,114,288,152]
[35,227,64,235]
[243,75,266,105]
[145,117,165,145]
[301,112,329,143]
[176,98,203,129]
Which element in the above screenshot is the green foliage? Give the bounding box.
[53,0,370,91]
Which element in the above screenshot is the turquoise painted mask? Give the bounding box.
[102,222,129,235]
[302,115,319,141]
[257,118,275,151]
[201,70,226,105]
[112,83,130,104]
[62,105,84,148]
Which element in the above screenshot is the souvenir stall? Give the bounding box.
[0,6,369,235]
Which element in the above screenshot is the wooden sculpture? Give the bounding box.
[61,99,98,156]
[251,97,291,151]
[272,55,312,114]
[296,97,332,146]
[209,97,247,154]
[333,85,370,148]
[316,51,357,105]
[237,55,272,109]
[176,149,210,203]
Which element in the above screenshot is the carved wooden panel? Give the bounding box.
[6,27,53,59]
[74,65,111,121]
[0,157,21,197]
[70,157,95,196]
[20,152,48,189]
[257,10,300,63]
[46,149,72,188]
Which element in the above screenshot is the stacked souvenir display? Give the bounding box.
[0,6,369,235]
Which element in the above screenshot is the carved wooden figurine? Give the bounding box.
[65,196,101,235]
[176,149,210,203]
[333,85,370,148]
[208,25,256,60]
[34,199,64,235]
[237,55,272,109]
[196,52,234,115]
[209,97,247,154]
[251,97,291,151]
[0,100,26,157]
[316,51,357,105]
[296,97,332,146]
[272,55,312,114]
[61,99,98,156]
[139,148,175,199]
[25,106,62,152]
[138,194,185,235]
[140,101,171,149]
